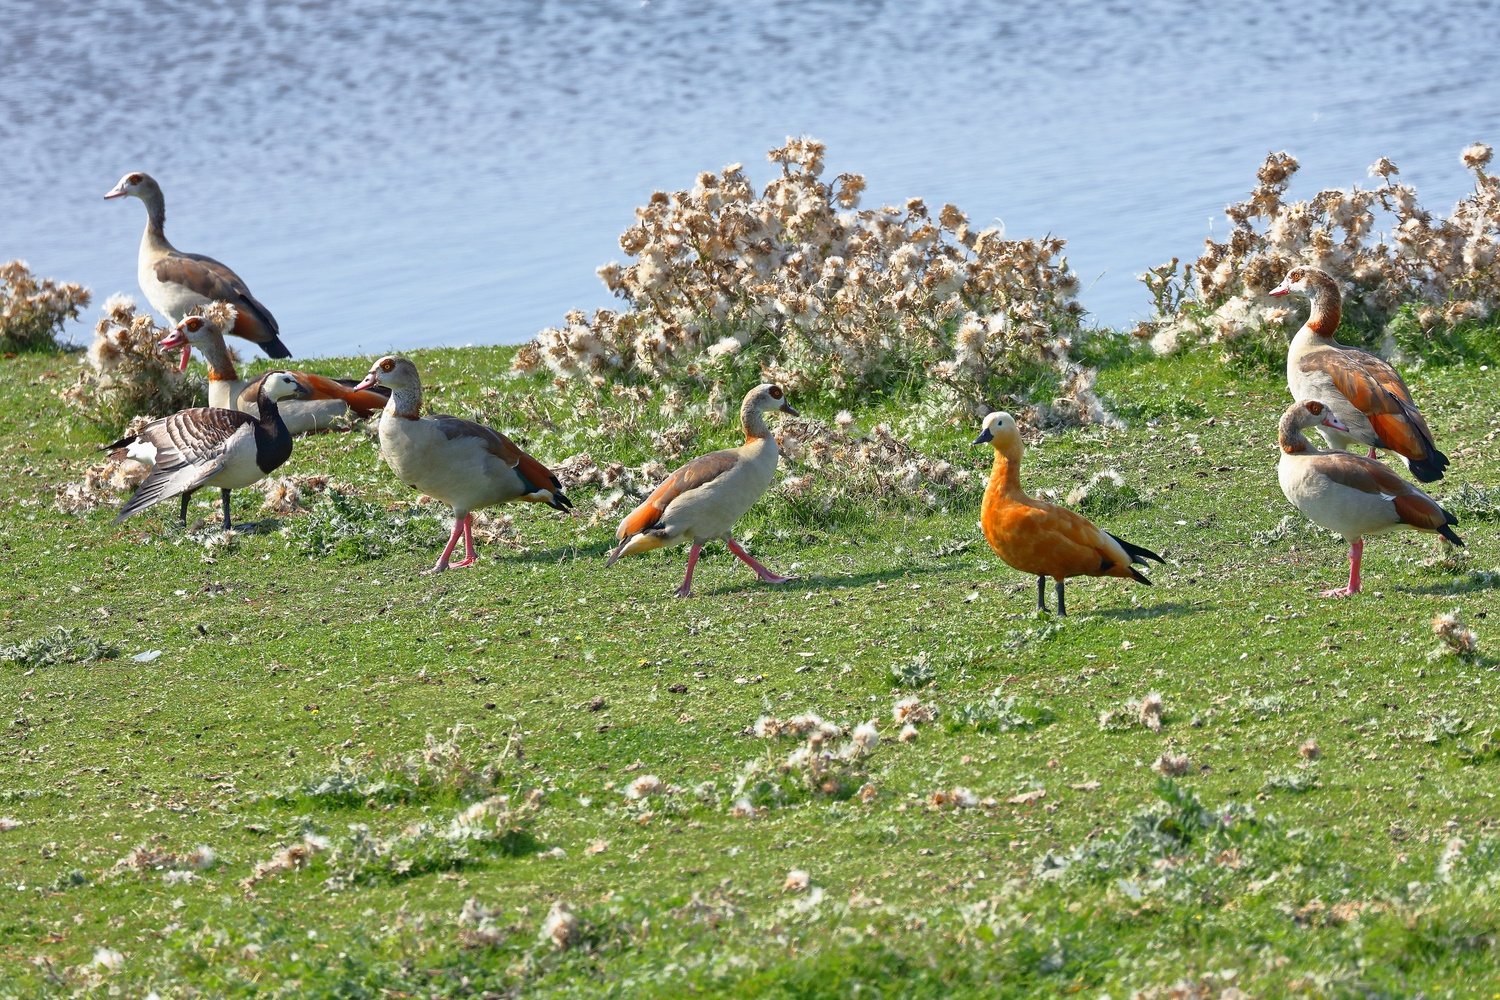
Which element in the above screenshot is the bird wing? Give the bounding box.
[153,252,287,356]
[427,414,568,502]
[113,415,254,522]
[616,449,739,540]
[1304,451,1452,532]
[985,496,1136,579]
[1298,346,1441,463]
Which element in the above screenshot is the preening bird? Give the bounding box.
[975,411,1163,615]
[1276,399,1462,597]
[111,372,312,530]
[607,384,798,598]
[351,355,572,574]
[161,312,388,435]
[105,171,291,359]
[1271,265,1448,481]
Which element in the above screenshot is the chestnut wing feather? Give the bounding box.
[153,253,281,336]
[1300,347,1441,461]
[428,415,564,493]
[617,450,739,539]
[1306,451,1415,497]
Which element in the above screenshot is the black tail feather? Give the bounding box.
[1108,532,1165,566]
[1407,451,1449,483]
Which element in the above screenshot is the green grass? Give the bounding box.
[4,341,1500,997]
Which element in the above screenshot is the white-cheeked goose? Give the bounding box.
[105,171,291,359]
[1271,265,1448,481]
[111,372,312,530]
[161,313,388,435]
[975,411,1163,615]
[607,384,798,598]
[350,356,573,574]
[1277,399,1462,597]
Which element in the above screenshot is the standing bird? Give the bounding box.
[161,312,388,435]
[607,384,798,598]
[1270,265,1447,481]
[976,411,1162,615]
[112,372,312,530]
[350,356,572,574]
[1277,399,1461,597]
[104,171,291,359]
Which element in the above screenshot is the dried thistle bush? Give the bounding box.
[1140,145,1500,365]
[0,260,90,352]
[61,294,204,432]
[517,137,1095,421]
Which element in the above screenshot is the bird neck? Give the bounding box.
[1278,413,1320,455]
[385,386,422,420]
[1303,274,1342,337]
[199,337,239,382]
[988,447,1024,496]
[742,402,771,441]
[140,187,167,242]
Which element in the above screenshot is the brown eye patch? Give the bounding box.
[380,359,395,372]
[185,317,202,331]
[128,173,142,184]
[768,385,783,399]
[1306,400,1325,414]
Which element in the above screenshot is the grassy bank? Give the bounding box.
[3,339,1500,997]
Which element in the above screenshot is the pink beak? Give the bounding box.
[1267,279,1291,297]
[1322,414,1349,432]
[350,372,380,393]
[103,183,128,200]
[159,329,192,372]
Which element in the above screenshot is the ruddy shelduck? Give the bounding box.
[976,411,1162,615]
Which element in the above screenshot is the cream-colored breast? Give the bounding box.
[377,411,525,515]
[1279,452,1400,541]
[138,234,206,323]
[662,437,778,541]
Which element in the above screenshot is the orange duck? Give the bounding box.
[976,411,1163,615]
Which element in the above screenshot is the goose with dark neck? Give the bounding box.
[1271,264,1447,481]
[105,171,291,359]
[111,372,312,530]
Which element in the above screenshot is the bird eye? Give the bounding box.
[128,173,141,184]
[768,385,783,399]
[1306,401,1324,414]
[380,359,394,372]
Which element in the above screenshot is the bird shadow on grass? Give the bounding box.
[1089,600,1206,621]
[689,562,961,599]
[1394,575,1500,597]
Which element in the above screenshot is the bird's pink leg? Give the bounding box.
[1321,538,1363,597]
[423,518,465,575]
[451,515,478,569]
[674,543,703,598]
[1367,447,1378,459]
[725,536,794,584]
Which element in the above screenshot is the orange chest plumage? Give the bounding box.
[981,475,1130,581]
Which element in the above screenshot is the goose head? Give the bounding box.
[973,410,1021,452]
[1284,399,1349,434]
[160,314,227,372]
[1268,264,1339,300]
[260,371,313,403]
[744,383,799,417]
[352,355,420,394]
[104,171,161,203]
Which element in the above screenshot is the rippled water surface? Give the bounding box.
[3,0,1499,358]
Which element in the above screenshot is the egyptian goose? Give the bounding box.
[104,172,291,359]
[1277,399,1462,597]
[112,373,312,530]
[161,314,388,435]
[606,384,798,598]
[350,356,573,574]
[1270,265,1448,481]
[976,411,1163,615]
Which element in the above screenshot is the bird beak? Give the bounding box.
[158,329,193,372]
[103,181,128,200]
[1322,414,1349,432]
[350,370,380,393]
[780,402,799,416]
[973,428,994,445]
[1267,278,1291,297]
[293,378,313,398]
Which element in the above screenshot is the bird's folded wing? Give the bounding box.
[1305,451,1414,497]
[154,252,280,336]
[429,415,565,493]
[617,450,739,539]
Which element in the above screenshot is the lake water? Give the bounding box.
[3,0,1499,360]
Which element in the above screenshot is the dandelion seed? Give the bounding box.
[850,721,879,755]
[898,723,919,743]
[625,774,666,799]
[729,797,756,818]
[1152,752,1192,777]
[540,901,579,950]
[1299,739,1321,760]
[784,869,811,893]
[858,783,877,802]
[585,839,608,855]
[0,817,21,831]
[92,947,124,972]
